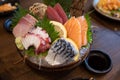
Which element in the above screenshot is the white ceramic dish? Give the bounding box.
[93,0,120,21]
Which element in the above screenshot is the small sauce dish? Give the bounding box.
[84,50,112,74]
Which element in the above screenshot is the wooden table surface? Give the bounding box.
[0,0,120,80]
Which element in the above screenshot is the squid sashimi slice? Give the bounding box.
[46,6,63,24]
[54,3,68,24]
[22,34,40,50]
[77,16,88,46]
[13,18,34,37]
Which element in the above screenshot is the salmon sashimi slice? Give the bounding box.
[64,17,76,36]
[77,16,88,46]
[64,17,82,49]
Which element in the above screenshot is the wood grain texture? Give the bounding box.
[0,0,120,80]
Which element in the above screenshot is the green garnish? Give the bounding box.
[11,5,28,29]
[85,13,93,44]
[25,47,35,56]
[25,47,48,57]
[36,16,59,42]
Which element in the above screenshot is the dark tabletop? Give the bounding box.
[0,0,120,80]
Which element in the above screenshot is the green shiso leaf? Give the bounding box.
[11,5,28,29]
[25,47,35,56]
[25,47,48,57]
[85,13,93,44]
[36,16,59,42]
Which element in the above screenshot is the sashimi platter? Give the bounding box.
[10,1,92,71]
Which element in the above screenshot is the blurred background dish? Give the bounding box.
[93,0,120,21]
[0,0,19,16]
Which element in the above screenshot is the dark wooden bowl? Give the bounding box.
[17,0,89,72]
[19,44,91,72]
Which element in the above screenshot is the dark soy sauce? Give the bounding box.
[88,55,110,71]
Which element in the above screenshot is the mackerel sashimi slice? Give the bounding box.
[45,38,80,65]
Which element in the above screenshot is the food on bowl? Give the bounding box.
[11,2,92,68]
[29,3,47,19]
[45,38,80,65]
[97,0,120,18]
[0,3,17,12]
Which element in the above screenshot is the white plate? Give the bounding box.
[93,0,120,21]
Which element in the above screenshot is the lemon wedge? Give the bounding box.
[50,21,67,38]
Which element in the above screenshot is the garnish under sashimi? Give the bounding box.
[13,14,37,37]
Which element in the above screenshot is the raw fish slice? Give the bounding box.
[64,17,76,36]
[45,38,79,65]
[22,34,40,50]
[13,18,34,37]
[31,27,50,41]
[54,3,68,24]
[46,6,63,23]
[23,14,38,26]
[64,17,82,49]
[77,16,88,46]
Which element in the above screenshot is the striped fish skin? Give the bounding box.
[45,38,79,65]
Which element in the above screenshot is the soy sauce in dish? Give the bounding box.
[88,53,111,71]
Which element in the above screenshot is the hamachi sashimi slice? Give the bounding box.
[23,14,38,26]
[13,18,34,37]
[12,14,37,37]
[77,16,88,46]
[54,3,68,24]
[46,6,63,23]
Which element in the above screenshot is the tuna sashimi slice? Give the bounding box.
[54,3,68,24]
[13,18,34,37]
[46,6,63,24]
